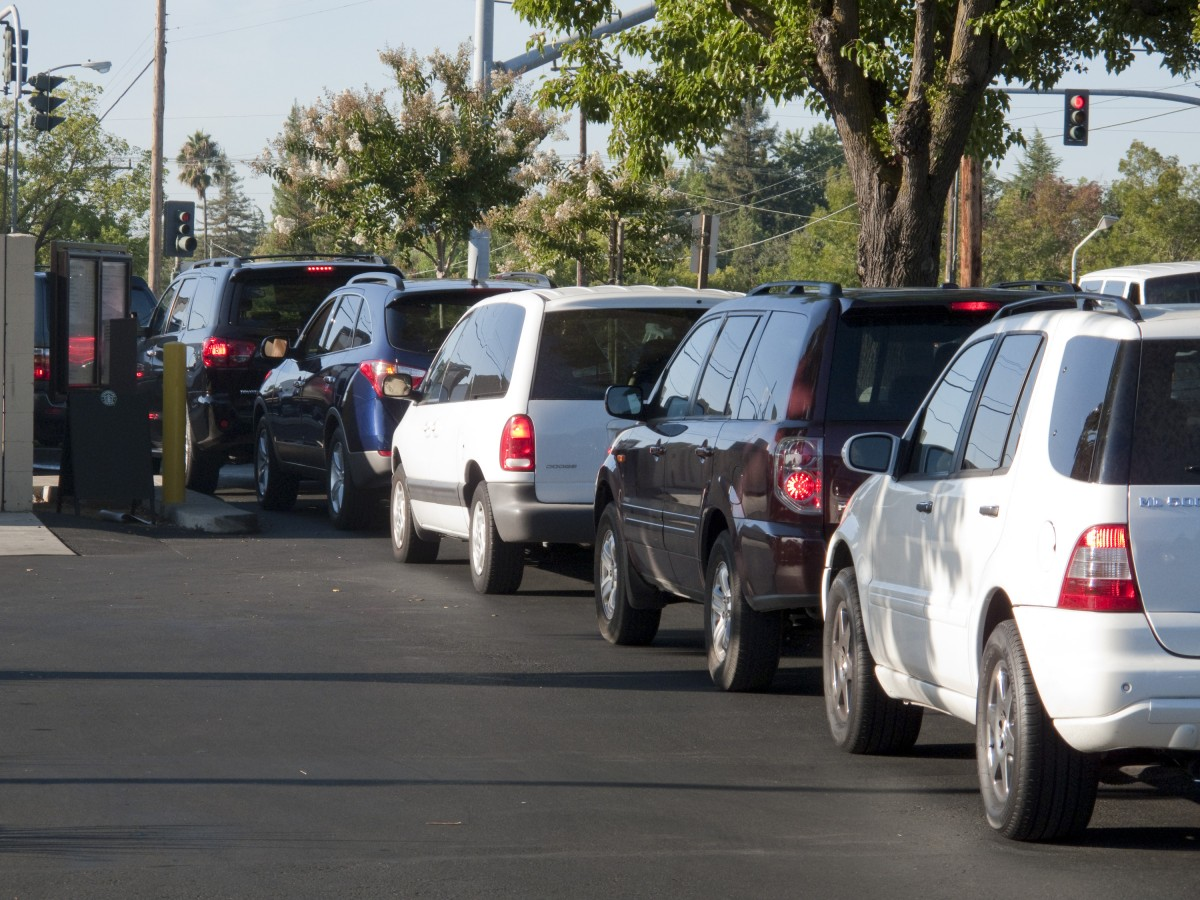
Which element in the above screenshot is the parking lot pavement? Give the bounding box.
[0,511,75,556]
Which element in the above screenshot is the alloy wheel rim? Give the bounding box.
[830,603,853,723]
[599,529,618,620]
[710,561,732,662]
[985,659,1016,804]
[255,430,270,497]
[392,480,407,549]
[470,500,486,574]
[329,443,345,514]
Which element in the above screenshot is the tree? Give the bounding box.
[205,165,266,257]
[1008,129,1060,199]
[176,131,229,257]
[257,44,558,277]
[514,0,1200,286]
[16,78,152,270]
[780,166,861,286]
[774,123,845,222]
[254,104,330,256]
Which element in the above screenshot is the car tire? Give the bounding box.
[823,568,924,754]
[254,418,299,511]
[390,463,439,564]
[327,426,373,531]
[594,504,662,646]
[184,413,223,495]
[976,620,1099,841]
[704,532,782,692]
[468,482,523,594]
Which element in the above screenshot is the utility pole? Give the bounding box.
[147,0,166,293]
[466,0,494,281]
[957,156,982,287]
[577,110,586,286]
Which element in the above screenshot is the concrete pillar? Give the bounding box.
[1,233,35,512]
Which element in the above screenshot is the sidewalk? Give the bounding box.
[0,472,259,557]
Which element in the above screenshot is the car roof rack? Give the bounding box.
[989,279,1081,293]
[187,253,392,270]
[492,271,555,288]
[347,271,406,289]
[991,290,1142,323]
[746,280,843,298]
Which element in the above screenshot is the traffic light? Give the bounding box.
[1064,90,1089,146]
[163,200,198,257]
[2,26,11,85]
[28,72,67,133]
[6,26,27,85]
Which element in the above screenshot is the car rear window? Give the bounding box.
[384,289,509,354]
[826,308,996,422]
[1142,273,1200,304]
[230,266,393,332]
[531,307,705,401]
[1129,339,1200,484]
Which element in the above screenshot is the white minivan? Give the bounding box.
[1078,261,1200,304]
[385,284,738,594]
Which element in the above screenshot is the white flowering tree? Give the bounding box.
[256,45,557,276]
[486,151,688,285]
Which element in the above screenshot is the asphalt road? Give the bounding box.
[3,474,1198,898]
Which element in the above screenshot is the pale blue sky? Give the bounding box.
[24,0,1200,220]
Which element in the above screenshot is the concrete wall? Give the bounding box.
[1,234,35,512]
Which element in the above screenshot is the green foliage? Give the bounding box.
[17,79,151,270]
[206,166,266,258]
[1095,142,1200,266]
[256,44,558,277]
[779,169,861,287]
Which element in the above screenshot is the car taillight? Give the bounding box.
[307,265,335,274]
[358,360,425,397]
[1058,525,1142,612]
[501,414,535,471]
[950,300,1002,313]
[202,337,257,368]
[33,349,50,382]
[774,437,823,513]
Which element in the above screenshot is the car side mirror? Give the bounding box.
[842,433,898,474]
[382,372,415,399]
[605,384,643,419]
[260,335,291,360]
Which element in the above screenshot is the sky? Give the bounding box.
[21,0,1200,225]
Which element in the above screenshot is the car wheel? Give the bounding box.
[391,464,439,563]
[184,414,222,495]
[254,418,299,511]
[823,568,923,754]
[594,504,661,646]
[327,427,372,530]
[704,532,783,692]
[468,482,523,594]
[977,621,1099,841]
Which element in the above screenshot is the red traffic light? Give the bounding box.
[1069,93,1087,111]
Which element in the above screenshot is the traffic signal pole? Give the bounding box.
[1,4,23,234]
[148,0,166,293]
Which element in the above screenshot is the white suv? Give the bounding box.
[385,284,737,593]
[822,293,1200,841]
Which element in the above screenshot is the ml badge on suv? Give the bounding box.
[595,281,1055,693]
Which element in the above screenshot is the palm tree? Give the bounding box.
[176,131,229,257]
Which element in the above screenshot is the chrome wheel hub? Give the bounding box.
[709,562,732,662]
[470,500,486,575]
[829,603,853,723]
[985,660,1016,804]
[598,529,618,620]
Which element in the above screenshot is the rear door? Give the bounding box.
[294,293,364,468]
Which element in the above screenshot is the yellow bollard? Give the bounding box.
[161,342,187,504]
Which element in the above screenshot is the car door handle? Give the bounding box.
[649,442,666,458]
[915,500,933,514]
[979,505,1000,517]
[144,348,162,360]
[695,442,714,460]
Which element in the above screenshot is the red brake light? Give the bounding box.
[33,350,50,382]
[774,437,823,513]
[950,300,1002,313]
[306,265,335,274]
[358,360,425,397]
[501,414,535,471]
[1058,525,1142,612]
[202,337,257,368]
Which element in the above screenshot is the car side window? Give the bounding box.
[1048,335,1121,480]
[166,278,197,333]
[424,303,525,403]
[961,333,1042,472]
[653,316,721,418]
[317,295,362,354]
[298,297,339,357]
[355,301,373,347]
[421,314,472,403]
[735,311,812,420]
[147,283,179,336]
[693,315,758,417]
[185,277,218,333]
[905,337,994,478]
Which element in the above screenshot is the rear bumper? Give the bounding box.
[485,482,594,544]
[348,448,391,492]
[736,518,825,612]
[1015,606,1200,753]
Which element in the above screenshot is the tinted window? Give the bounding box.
[1142,273,1200,304]
[906,338,994,477]
[735,310,815,420]
[230,267,392,332]
[420,314,472,403]
[653,317,721,417]
[130,282,157,327]
[167,278,198,332]
[531,307,704,401]
[1129,339,1200,484]
[962,334,1042,472]
[355,301,373,346]
[316,295,362,354]
[431,303,525,403]
[1048,335,1120,480]
[298,298,338,357]
[694,315,758,416]
[827,308,991,422]
[385,291,482,354]
[185,278,218,333]
[147,283,178,336]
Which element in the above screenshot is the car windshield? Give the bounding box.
[385,289,509,354]
[827,308,999,422]
[1142,273,1200,304]
[230,266,391,331]
[531,307,705,401]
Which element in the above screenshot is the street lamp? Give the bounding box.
[1070,215,1119,283]
[9,59,111,232]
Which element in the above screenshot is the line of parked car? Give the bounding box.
[125,255,1200,843]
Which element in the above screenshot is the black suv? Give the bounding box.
[139,255,402,492]
[593,281,1058,692]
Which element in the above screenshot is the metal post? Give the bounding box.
[148,0,167,293]
[467,0,494,281]
[161,341,186,505]
[1,5,22,234]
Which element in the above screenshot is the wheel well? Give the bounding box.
[699,509,728,568]
[463,462,484,507]
[595,480,614,528]
[978,591,1014,660]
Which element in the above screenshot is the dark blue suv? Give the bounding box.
[252,272,526,528]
